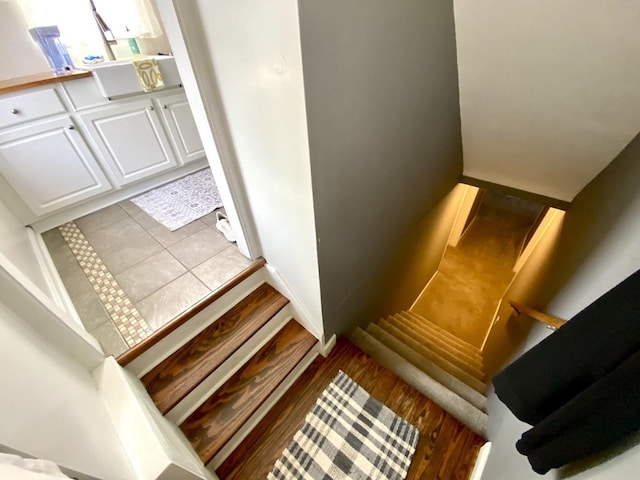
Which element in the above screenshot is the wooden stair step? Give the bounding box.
[403,310,483,359]
[383,317,484,379]
[142,283,288,414]
[395,312,484,367]
[180,319,317,465]
[378,319,486,390]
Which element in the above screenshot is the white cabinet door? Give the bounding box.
[80,99,178,186]
[156,93,204,164]
[0,117,112,216]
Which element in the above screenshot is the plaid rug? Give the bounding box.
[268,371,419,480]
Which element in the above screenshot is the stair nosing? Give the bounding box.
[383,318,485,378]
[117,257,266,366]
[378,319,486,391]
[366,323,487,412]
[392,312,483,368]
[403,310,484,357]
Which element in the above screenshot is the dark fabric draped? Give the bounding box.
[493,269,640,474]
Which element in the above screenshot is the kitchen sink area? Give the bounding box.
[79,55,182,98]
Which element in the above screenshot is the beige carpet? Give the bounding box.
[412,191,543,348]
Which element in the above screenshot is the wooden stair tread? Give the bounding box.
[180,319,317,464]
[377,319,486,391]
[142,283,288,414]
[403,310,483,358]
[383,317,484,379]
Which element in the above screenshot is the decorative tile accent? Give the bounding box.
[59,222,152,348]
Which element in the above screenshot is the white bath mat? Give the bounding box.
[131,169,223,231]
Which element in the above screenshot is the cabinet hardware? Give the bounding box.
[148,106,154,111]
[10,108,19,114]
[67,125,75,130]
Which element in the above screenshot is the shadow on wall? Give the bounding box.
[558,431,640,479]
[340,184,469,330]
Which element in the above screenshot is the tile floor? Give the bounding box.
[43,200,252,357]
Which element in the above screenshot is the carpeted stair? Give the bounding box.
[350,310,488,437]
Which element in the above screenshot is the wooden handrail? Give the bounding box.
[508,300,567,330]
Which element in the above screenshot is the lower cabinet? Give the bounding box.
[80,98,179,186]
[156,93,205,164]
[0,116,112,216]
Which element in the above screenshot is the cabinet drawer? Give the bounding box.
[0,88,66,129]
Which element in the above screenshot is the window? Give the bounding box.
[16,0,169,65]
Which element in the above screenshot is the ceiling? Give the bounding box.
[454,0,640,202]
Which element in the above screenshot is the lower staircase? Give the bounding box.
[350,310,488,437]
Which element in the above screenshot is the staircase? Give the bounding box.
[121,260,321,475]
[351,309,489,437]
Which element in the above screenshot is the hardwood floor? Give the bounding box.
[217,338,485,479]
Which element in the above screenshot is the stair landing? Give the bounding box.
[217,338,485,480]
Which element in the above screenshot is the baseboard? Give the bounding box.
[469,441,492,480]
[320,334,337,357]
[30,160,208,233]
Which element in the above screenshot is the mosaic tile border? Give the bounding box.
[59,221,152,348]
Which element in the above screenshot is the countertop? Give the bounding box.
[0,70,92,95]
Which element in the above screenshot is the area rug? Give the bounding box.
[268,371,419,480]
[130,168,223,231]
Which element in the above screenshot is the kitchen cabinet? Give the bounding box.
[156,93,204,164]
[79,98,179,186]
[0,116,111,216]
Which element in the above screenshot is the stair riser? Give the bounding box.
[403,310,484,358]
[127,270,266,378]
[395,313,484,368]
[379,321,486,392]
[167,307,294,424]
[384,319,484,379]
[366,324,487,410]
[208,345,320,472]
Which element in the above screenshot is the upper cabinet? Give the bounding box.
[0,116,111,216]
[79,98,179,186]
[156,93,204,164]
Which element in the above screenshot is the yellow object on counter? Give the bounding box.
[132,58,165,92]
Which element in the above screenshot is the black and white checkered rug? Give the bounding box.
[268,371,419,480]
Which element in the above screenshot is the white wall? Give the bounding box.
[0,300,135,480]
[0,198,50,296]
[482,133,640,478]
[160,0,323,333]
[0,1,50,81]
[454,0,640,201]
